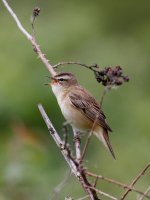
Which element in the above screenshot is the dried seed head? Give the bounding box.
[33,7,40,17]
[94,65,130,88]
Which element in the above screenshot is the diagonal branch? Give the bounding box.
[1,0,31,40]
[121,163,150,199]
[38,104,100,200]
[2,0,56,76]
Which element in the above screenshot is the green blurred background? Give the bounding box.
[0,0,150,199]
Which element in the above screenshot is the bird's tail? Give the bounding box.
[94,127,116,159]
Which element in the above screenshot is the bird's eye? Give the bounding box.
[59,78,65,82]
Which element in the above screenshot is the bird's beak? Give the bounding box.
[51,77,58,84]
[44,76,58,86]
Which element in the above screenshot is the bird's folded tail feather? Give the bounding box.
[94,127,116,159]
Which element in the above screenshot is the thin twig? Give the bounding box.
[81,86,108,159]
[86,171,150,199]
[81,76,110,159]
[81,131,91,160]
[138,186,150,200]
[121,163,150,200]
[93,176,99,188]
[49,170,71,200]
[87,186,118,200]
[77,195,89,200]
[2,0,56,76]
[100,87,109,106]
[53,61,100,72]
[81,117,98,159]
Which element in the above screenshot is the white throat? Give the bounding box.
[51,83,67,106]
[51,84,62,97]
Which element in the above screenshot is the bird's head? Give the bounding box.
[49,72,78,95]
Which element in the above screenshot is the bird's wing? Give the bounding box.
[69,87,112,132]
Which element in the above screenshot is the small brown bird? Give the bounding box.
[49,72,115,159]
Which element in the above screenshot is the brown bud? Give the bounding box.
[33,7,40,17]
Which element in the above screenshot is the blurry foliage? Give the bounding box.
[0,0,150,199]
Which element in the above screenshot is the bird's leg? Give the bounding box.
[73,129,82,164]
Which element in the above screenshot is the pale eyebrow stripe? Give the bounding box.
[57,75,70,80]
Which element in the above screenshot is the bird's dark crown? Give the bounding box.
[53,72,78,85]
